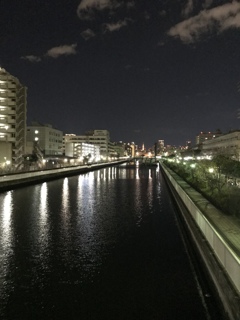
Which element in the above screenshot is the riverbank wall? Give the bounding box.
[161,162,240,320]
[0,161,125,193]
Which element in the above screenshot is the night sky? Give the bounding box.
[1,0,240,148]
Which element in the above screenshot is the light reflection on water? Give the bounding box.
[40,182,48,222]
[61,178,69,215]
[136,167,140,179]
[0,191,13,304]
[1,191,13,249]
[0,166,168,278]
[27,182,50,276]
[134,177,143,227]
[147,169,153,211]
[61,178,70,233]
[39,182,49,253]
[74,171,107,280]
[0,166,218,320]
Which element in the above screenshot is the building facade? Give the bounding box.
[26,122,63,156]
[65,140,100,162]
[196,131,222,145]
[156,140,164,155]
[201,130,240,160]
[64,130,117,160]
[121,142,135,157]
[0,68,27,168]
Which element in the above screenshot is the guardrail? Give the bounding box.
[0,160,126,192]
[161,162,240,320]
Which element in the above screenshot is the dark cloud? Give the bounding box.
[81,29,96,40]
[21,55,41,63]
[46,44,77,58]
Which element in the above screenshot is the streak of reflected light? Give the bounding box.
[136,168,139,179]
[39,183,50,252]
[102,168,106,180]
[62,178,69,215]
[134,178,142,227]
[61,177,70,235]
[1,191,13,249]
[77,172,94,217]
[96,170,101,181]
[0,191,13,286]
[147,172,153,210]
[149,169,152,179]
[40,182,48,219]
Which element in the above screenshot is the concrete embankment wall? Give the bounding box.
[0,161,125,192]
[161,163,240,320]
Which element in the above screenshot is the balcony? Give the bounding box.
[0,108,16,115]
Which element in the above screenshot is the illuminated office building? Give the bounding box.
[64,130,117,160]
[65,140,100,162]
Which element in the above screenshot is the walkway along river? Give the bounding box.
[0,165,226,319]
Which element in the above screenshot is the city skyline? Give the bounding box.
[1,0,240,148]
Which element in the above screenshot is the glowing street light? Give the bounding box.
[190,163,196,179]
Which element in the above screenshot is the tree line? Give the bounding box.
[164,155,240,218]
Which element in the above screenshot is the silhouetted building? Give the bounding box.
[186,140,191,149]
[196,130,222,145]
[156,140,164,155]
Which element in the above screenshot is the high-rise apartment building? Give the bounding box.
[0,67,27,167]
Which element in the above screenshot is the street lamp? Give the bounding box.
[190,163,196,180]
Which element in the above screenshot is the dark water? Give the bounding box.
[0,166,224,320]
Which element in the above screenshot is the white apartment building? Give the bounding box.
[64,130,117,160]
[0,67,27,168]
[201,130,240,160]
[65,141,100,162]
[26,122,63,156]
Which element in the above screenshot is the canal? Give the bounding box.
[0,165,226,319]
